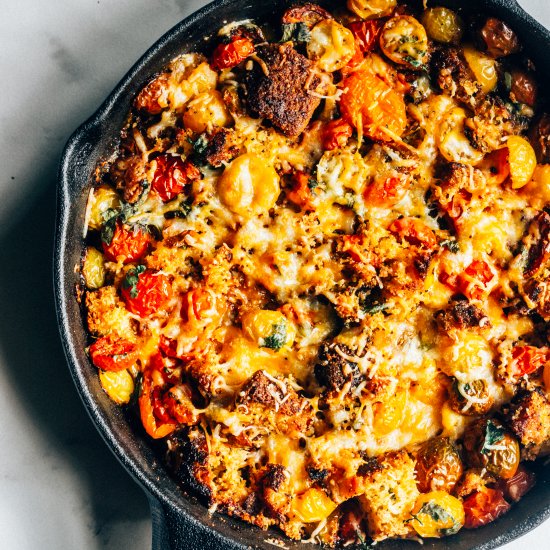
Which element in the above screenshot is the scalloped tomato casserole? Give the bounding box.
[80,0,550,545]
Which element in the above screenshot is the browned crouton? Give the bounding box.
[85,285,136,339]
[465,96,526,153]
[314,342,363,391]
[435,296,489,331]
[358,450,419,541]
[202,128,240,167]
[109,154,148,204]
[244,43,324,137]
[505,388,550,459]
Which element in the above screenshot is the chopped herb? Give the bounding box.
[482,420,505,454]
[363,302,389,315]
[504,72,512,91]
[411,502,461,536]
[441,239,460,253]
[165,197,193,219]
[260,322,287,350]
[308,178,319,190]
[122,264,146,298]
[280,23,311,44]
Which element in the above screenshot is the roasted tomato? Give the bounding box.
[415,437,463,493]
[322,119,353,151]
[89,335,138,372]
[181,287,220,327]
[496,465,536,503]
[364,173,410,207]
[286,171,317,211]
[478,148,510,186]
[475,17,520,58]
[340,67,407,142]
[410,491,465,537]
[211,37,255,70]
[389,217,437,249]
[151,155,200,202]
[449,378,494,416]
[102,220,151,264]
[139,373,177,439]
[449,260,497,302]
[121,267,172,317]
[510,345,550,378]
[348,20,384,54]
[134,74,168,114]
[463,487,511,529]
[463,418,520,480]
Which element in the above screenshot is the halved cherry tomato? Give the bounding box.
[463,487,510,529]
[102,221,151,263]
[139,373,177,439]
[151,155,200,202]
[349,20,384,54]
[121,269,172,317]
[181,287,219,326]
[89,335,137,372]
[340,68,407,142]
[445,260,497,301]
[211,37,255,70]
[511,345,550,377]
[364,173,411,207]
[149,350,181,383]
[287,171,317,211]
[478,148,510,186]
[389,217,437,249]
[322,119,353,151]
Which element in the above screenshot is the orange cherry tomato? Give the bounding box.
[457,260,496,301]
[340,68,407,142]
[364,173,411,207]
[121,268,172,317]
[463,488,510,529]
[389,217,437,249]
[89,335,138,372]
[181,287,219,326]
[322,119,353,151]
[211,37,255,70]
[511,345,550,377]
[151,155,200,202]
[139,373,177,439]
[102,220,151,263]
[134,74,168,114]
[286,171,317,211]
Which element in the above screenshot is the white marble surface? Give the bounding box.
[1,0,549,548]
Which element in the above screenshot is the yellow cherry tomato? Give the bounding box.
[507,135,537,189]
[410,491,465,538]
[291,488,337,523]
[99,369,135,405]
[463,46,498,95]
[373,389,408,436]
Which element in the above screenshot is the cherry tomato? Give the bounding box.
[463,487,510,529]
[150,349,182,383]
[364,173,411,207]
[286,171,317,211]
[181,287,219,326]
[322,119,353,151]
[151,155,200,202]
[415,437,463,493]
[497,465,536,503]
[349,20,384,54]
[102,220,151,263]
[340,68,407,142]
[445,260,497,301]
[89,335,137,372]
[511,345,550,377]
[211,37,255,70]
[389,217,437,249]
[121,269,172,317]
[139,373,177,439]
[478,148,510,186]
[134,74,168,114]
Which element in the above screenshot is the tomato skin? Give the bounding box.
[442,259,497,301]
[511,345,550,377]
[364,173,410,207]
[348,20,384,54]
[389,217,437,249]
[211,38,255,70]
[121,270,172,317]
[134,74,168,114]
[102,221,151,263]
[497,465,536,503]
[181,287,219,326]
[463,488,511,529]
[151,155,200,202]
[322,119,353,151]
[89,335,138,372]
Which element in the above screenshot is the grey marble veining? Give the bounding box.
[1,0,549,548]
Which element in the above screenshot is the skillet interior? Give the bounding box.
[54,0,550,548]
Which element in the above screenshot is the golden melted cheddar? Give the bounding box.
[81,2,550,545]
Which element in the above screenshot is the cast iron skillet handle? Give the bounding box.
[150,497,235,550]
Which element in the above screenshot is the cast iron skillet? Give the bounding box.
[54,0,550,548]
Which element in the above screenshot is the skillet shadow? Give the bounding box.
[0,156,150,545]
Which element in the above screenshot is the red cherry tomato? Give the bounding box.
[151,155,200,202]
[88,335,137,372]
[364,173,411,207]
[181,287,219,326]
[457,260,496,301]
[497,465,536,503]
[349,20,384,54]
[121,269,172,317]
[286,171,317,211]
[389,217,437,249]
[211,37,255,70]
[511,345,550,377]
[322,119,353,151]
[139,373,177,439]
[463,488,511,529]
[102,220,151,263]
